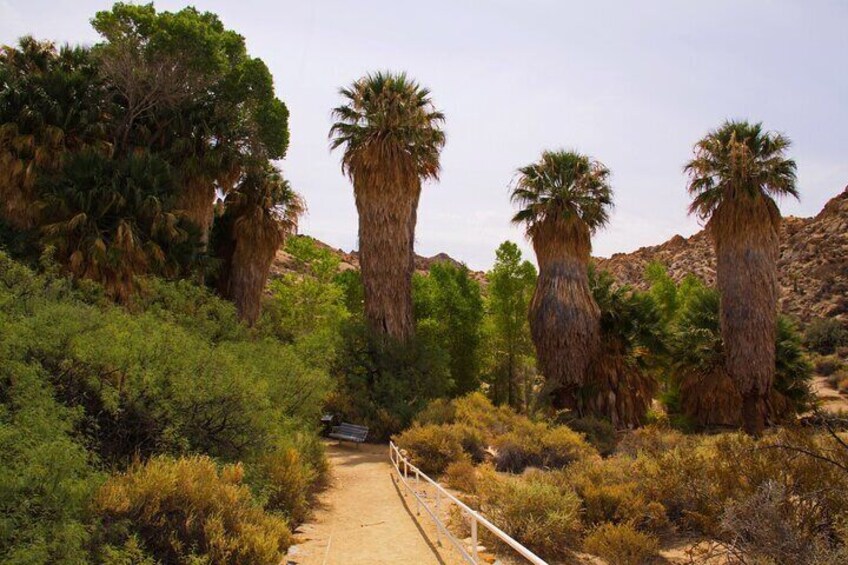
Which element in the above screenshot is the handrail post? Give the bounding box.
[435,489,442,545]
[471,516,478,563]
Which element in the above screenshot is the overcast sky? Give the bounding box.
[2,1,846,270]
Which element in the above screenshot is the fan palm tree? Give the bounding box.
[511,150,613,410]
[0,37,108,229]
[685,120,797,435]
[329,71,445,342]
[215,165,304,325]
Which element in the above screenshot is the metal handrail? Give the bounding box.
[389,441,548,565]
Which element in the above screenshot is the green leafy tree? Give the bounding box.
[413,262,484,395]
[483,241,537,410]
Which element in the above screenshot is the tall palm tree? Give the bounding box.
[329,71,445,342]
[511,150,613,410]
[215,165,304,325]
[685,120,797,435]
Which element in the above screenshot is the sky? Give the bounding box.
[2,0,846,270]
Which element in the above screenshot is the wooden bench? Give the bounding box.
[328,422,369,445]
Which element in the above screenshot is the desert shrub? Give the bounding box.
[414,397,456,426]
[494,422,595,472]
[827,370,848,392]
[453,392,518,439]
[476,467,583,559]
[451,423,487,463]
[564,457,669,532]
[563,416,618,455]
[805,318,848,355]
[248,433,328,527]
[815,355,844,377]
[615,424,686,458]
[93,455,292,564]
[583,522,660,565]
[393,424,465,475]
[444,459,478,493]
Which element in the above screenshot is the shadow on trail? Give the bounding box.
[391,472,447,565]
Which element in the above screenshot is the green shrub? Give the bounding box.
[476,467,583,559]
[805,318,848,355]
[328,320,451,439]
[453,392,518,439]
[0,362,104,563]
[583,522,660,565]
[93,455,292,564]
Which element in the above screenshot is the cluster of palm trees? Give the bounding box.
[0,5,304,323]
[330,71,797,435]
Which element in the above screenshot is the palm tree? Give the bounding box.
[511,150,613,410]
[685,120,797,435]
[0,38,107,229]
[39,149,184,302]
[215,165,304,325]
[329,71,445,342]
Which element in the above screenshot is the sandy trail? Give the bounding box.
[287,442,465,565]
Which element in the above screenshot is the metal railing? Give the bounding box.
[389,441,547,565]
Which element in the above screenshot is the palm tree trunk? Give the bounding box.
[217,207,284,326]
[354,173,419,342]
[529,218,600,411]
[177,178,216,247]
[712,196,780,435]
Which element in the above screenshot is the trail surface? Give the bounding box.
[287,442,463,565]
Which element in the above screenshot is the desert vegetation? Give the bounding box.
[2,2,848,564]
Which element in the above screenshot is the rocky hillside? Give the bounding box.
[594,186,848,325]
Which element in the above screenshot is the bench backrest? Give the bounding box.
[334,422,368,439]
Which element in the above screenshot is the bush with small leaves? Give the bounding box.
[93,455,292,564]
[804,318,848,355]
[583,522,660,565]
[476,467,583,559]
[393,424,465,475]
[444,459,478,493]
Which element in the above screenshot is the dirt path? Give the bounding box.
[286,442,464,565]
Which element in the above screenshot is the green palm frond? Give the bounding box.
[510,150,613,234]
[328,70,445,182]
[684,120,798,220]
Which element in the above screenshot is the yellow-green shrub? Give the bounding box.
[494,422,595,472]
[453,392,518,439]
[94,455,292,564]
[414,397,456,425]
[393,424,464,475]
[476,467,583,559]
[444,459,477,493]
[583,522,660,565]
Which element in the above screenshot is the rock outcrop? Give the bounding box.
[594,187,848,325]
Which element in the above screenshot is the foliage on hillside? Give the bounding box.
[0,251,330,563]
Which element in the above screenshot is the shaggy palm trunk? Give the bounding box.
[177,178,216,247]
[529,218,600,410]
[711,196,780,435]
[217,207,284,325]
[354,162,420,343]
[585,340,656,428]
